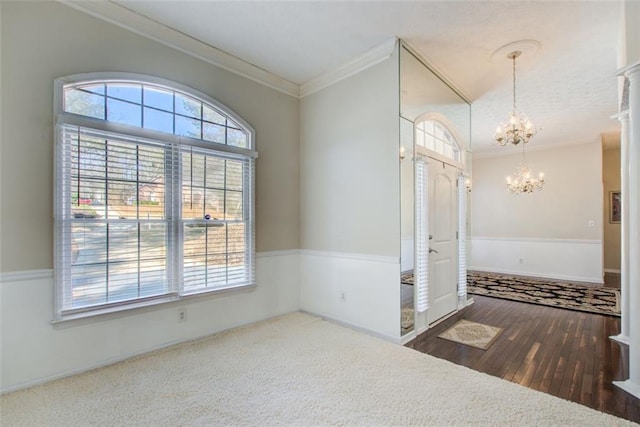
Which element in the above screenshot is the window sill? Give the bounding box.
[50,283,256,329]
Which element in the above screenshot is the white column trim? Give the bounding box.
[620,62,640,395]
[615,110,630,342]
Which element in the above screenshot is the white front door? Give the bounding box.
[427,159,458,324]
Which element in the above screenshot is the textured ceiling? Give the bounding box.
[114,0,621,153]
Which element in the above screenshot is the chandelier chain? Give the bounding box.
[494,50,536,146]
[498,48,545,194]
[512,53,517,112]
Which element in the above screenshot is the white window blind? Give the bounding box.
[56,126,178,314]
[180,146,254,293]
[415,159,429,313]
[457,175,467,298]
[54,75,256,320]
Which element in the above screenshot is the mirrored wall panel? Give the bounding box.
[399,44,471,336]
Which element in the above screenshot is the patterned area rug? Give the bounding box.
[401,272,414,286]
[401,307,415,330]
[400,271,620,317]
[438,319,502,350]
[468,271,620,317]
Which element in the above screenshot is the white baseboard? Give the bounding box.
[400,330,417,345]
[302,310,401,344]
[613,379,640,399]
[300,250,401,341]
[604,268,621,274]
[609,334,630,346]
[1,310,300,394]
[415,325,429,335]
[470,237,603,284]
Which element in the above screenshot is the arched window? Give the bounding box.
[415,119,461,162]
[54,73,256,320]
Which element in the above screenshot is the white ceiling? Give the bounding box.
[114,0,621,153]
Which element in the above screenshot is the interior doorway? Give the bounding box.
[398,43,472,339]
[426,159,459,323]
[412,117,467,334]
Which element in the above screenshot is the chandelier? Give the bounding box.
[506,144,545,194]
[494,50,536,146]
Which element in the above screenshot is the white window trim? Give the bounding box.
[413,114,470,323]
[53,72,257,322]
[54,72,256,156]
[414,112,468,169]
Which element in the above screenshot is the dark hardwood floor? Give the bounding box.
[406,294,640,423]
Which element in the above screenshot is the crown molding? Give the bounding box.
[400,40,472,104]
[299,38,398,98]
[58,0,300,98]
[617,59,640,76]
[611,110,630,120]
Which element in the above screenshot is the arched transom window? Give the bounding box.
[415,120,461,162]
[63,80,250,148]
[54,74,256,320]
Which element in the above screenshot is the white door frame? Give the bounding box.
[412,124,468,334]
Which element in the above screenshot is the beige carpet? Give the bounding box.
[438,319,503,350]
[0,312,633,426]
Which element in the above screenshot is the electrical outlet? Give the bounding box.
[518,258,524,264]
[178,308,187,322]
[588,220,595,227]
[340,291,347,302]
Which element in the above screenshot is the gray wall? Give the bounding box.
[0,2,300,273]
[300,50,400,257]
[299,47,401,340]
[0,1,300,392]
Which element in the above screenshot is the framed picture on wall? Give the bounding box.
[610,191,621,223]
